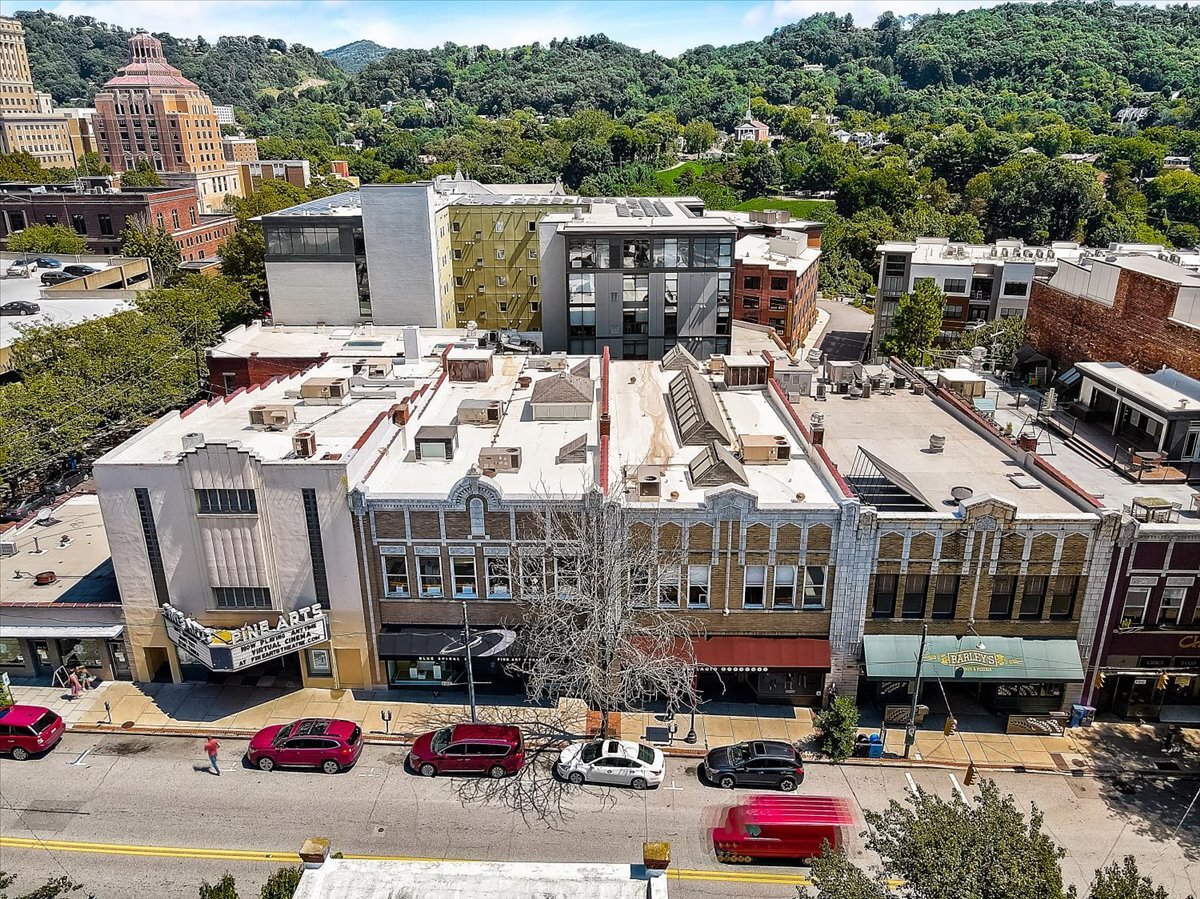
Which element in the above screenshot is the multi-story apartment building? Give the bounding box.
[0,16,78,169]
[92,31,243,213]
[213,105,236,126]
[1028,250,1200,378]
[0,182,236,261]
[539,197,737,359]
[221,135,259,162]
[872,237,1082,356]
[236,159,311,195]
[91,356,435,689]
[733,231,820,350]
[262,178,582,330]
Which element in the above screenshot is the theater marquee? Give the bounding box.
[162,603,329,672]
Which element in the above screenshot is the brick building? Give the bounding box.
[734,231,820,350]
[236,159,311,196]
[93,32,243,212]
[1027,253,1200,379]
[0,184,235,261]
[0,16,78,169]
[221,136,259,163]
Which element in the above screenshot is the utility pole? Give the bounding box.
[461,601,478,723]
[904,622,929,759]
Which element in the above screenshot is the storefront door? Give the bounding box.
[31,641,51,676]
[108,641,131,680]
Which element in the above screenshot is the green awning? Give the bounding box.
[862,635,1085,683]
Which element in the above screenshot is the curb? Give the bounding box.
[72,722,1198,777]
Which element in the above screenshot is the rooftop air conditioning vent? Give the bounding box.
[292,431,317,458]
[248,403,295,431]
[638,473,661,499]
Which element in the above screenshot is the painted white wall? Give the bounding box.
[266,261,360,326]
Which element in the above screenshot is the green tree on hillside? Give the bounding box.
[8,224,87,256]
[881,278,944,366]
[0,151,47,183]
[682,119,718,154]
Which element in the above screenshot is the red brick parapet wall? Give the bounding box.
[1027,271,1200,379]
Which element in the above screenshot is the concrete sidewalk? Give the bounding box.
[13,680,1198,775]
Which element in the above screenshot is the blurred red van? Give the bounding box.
[712,794,857,863]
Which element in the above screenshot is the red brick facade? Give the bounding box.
[207,352,325,396]
[1027,269,1200,378]
[733,259,820,350]
[0,186,235,261]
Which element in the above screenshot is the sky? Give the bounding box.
[11,0,1190,56]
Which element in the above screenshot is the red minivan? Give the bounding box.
[408,723,524,778]
[712,795,857,864]
[0,705,66,760]
[247,718,363,774]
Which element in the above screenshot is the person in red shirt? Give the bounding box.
[204,736,220,775]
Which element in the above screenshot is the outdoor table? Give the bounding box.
[1130,496,1181,523]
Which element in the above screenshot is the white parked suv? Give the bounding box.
[556,738,665,789]
[6,259,37,277]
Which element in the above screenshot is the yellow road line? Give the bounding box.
[0,837,811,885]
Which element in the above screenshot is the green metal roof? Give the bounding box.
[862,635,1085,682]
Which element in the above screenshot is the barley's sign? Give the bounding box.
[925,649,1024,672]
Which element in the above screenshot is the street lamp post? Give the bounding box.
[685,693,698,744]
[904,622,929,759]
[461,601,478,723]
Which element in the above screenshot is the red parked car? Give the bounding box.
[246,718,363,774]
[408,723,524,778]
[0,705,65,760]
[713,795,857,864]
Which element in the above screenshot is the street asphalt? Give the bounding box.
[815,298,874,362]
[0,732,1196,898]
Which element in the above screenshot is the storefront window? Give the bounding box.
[58,638,104,669]
[305,648,332,678]
[0,638,26,666]
[1121,587,1150,626]
[743,566,766,608]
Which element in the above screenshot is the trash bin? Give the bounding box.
[1069,704,1096,728]
[867,734,884,759]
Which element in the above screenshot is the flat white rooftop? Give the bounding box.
[0,495,119,605]
[547,197,732,232]
[735,233,819,274]
[293,858,665,899]
[877,237,1082,266]
[794,385,1088,516]
[1077,362,1200,414]
[98,358,409,467]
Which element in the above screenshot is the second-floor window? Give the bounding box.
[1159,587,1186,626]
[743,566,766,608]
[213,586,272,609]
[902,574,928,618]
[486,557,511,598]
[1020,576,1048,620]
[687,565,710,608]
[195,488,257,514]
[383,555,409,597]
[803,566,826,610]
[1121,587,1149,626]
[773,565,797,609]
[1049,576,1077,619]
[872,574,898,618]
[932,574,959,619]
[658,565,681,608]
[418,557,443,598]
[453,558,478,598]
[989,576,1017,619]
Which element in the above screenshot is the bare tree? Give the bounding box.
[509,489,699,737]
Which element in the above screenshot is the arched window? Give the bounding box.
[469,498,485,537]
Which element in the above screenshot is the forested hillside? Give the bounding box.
[15,10,346,107]
[323,40,395,73]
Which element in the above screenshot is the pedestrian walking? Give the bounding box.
[67,671,82,700]
[204,736,221,775]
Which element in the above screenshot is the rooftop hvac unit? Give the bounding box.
[248,403,295,431]
[292,431,317,458]
[739,435,791,464]
[637,473,662,499]
[0,540,17,558]
[1047,250,1055,259]
[478,447,521,472]
[299,377,350,403]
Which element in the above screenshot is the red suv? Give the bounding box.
[409,724,524,778]
[0,705,65,760]
[247,718,363,774]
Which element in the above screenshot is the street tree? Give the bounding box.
[511,492,699,736]
[814,696,860,761]
[8,224,87,256]
[121,216,181,286]
[881,277,944,365]
[808,851,888,899]
[197,874,239,899]
[1087,855,1194,899]
[844,779,1075,899]
[258,866,302,899]
[0,872,82,899]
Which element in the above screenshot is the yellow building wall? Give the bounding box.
[449,205,544,331]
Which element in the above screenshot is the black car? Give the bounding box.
[62,264,100,277]
[41,270,77,286]
[0,493,52,523]
[702,740,805,792]
[0,301,40,316]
